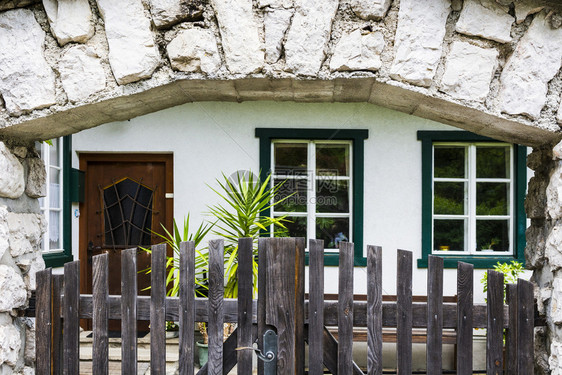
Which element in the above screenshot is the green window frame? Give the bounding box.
[256,128,368,266]
[417,131,527,268]
[41,136,73,268]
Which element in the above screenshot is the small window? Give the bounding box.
[418,131,526,269]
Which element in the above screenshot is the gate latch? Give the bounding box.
[236,329,277,370]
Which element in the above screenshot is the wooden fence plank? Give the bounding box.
[517,279,534,374]
[320,326,364,375]
[208,239,224,375]
[338,242,354,375]
[456,262,474,375]
[367,245,383,375]
[93,254,109,375]
[427,255,443,375]
[52,274,64,375]
[486,270,504,375]
[265,237,296,375]
[151,243,167,375]
[237,237,253,374]
[308,239,325,375]
[64,261,80,375]
[179,241,195,375]
[295,237,305,375]
[121,248,138,375]
[257,238,269,375]
[396,249,413,374]
[36,268,52,375]
[506,284,518,375]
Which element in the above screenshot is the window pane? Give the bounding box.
[434,182,465,215]
[434,147,465,178]
[316,217,349,249]
[316,144,349,176]
[476,183,508,215]
[316,180,349,213]
[274,143,307,175]
[276,216,307,240]
[433,219,466,251]
[477,146,509,178]
[49,138,60,166]
[274,178,307,212]
[476,220,509,252]
[49,169,60,209]
[49,211,60,249]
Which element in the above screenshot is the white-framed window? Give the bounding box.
[36,138,64,253]
[432,142,513,255]
[271,140,352,252]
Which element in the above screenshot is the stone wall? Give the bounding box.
[0,141,45,375]
[0,0,560,145]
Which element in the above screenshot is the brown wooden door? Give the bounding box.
[79,154,173,332]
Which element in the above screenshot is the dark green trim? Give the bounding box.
[417,131,527,269]
[256,128,368,266]
[70,168,85,203]
[44,135,74,268]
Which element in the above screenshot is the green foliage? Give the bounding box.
[481,260,525,303]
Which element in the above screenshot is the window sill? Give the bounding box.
[43,251,73,268]
[417,254,523,269]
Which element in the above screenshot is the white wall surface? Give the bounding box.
[72,101,530,302]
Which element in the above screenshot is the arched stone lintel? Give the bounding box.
[1,77,559,147]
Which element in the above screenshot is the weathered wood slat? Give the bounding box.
[321,326,364,375]
[76,295,506,328]
[295,237,305,375]
[237,238,253,374]
[486,270,504,375]
[208,239,224,375]
[93,254,109,375]
[517,279,534,374]
[456,262,473,375]
[265,238,296,375]
[506,283,518,375]
[426,255,443,375]
[52,274,64,375]
[64,261,80,375]
[121,248,138,375]
[338,242,354,375]
[396,249,412,374]
[151,244,167,375]
[367,245,383,375]
[179,241,195,375]
[308,239,325,375]
[257,238,269,375]
[35,268,52,375]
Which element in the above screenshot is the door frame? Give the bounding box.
[78,153,174,296]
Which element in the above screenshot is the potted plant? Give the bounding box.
[480,237,500,252]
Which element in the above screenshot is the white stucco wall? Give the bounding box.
[71,101,530,302]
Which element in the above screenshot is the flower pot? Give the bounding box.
[196,341,209,367]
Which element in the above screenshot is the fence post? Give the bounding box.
[36,268,52,374]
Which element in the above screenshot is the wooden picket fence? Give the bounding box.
[34,237,537,374]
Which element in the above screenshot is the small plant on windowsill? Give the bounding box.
[480,237,500,252]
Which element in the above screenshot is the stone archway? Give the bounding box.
[1,0,562,373]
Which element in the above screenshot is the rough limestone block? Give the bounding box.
[95,0,160,85]
[42,0,94,45]
[547,162,562,220]
[211,0,264,75]
[166,28,221,74]
[498,13,562,120]
[514,1,544,24]
[0,323,21,367]
[264,8,293,64]
[440,41,498,102]
[0,266,26,311]
[551,340,562,374]
[527,175,548,219]
[350,0,391,20]
[0,207,8,262]
[23,253,44,291]
[0,143,24,199]
[330,30,385,72]
[257,0,293,8]
[546,224,562,270]
[11,147,27,159]
[58,46,106,103]
[456,0,513,43]
[558,98,562,125]
[24,158,46,199]
[0,9,56,116]
[7,213,45,258]
[389,0,451,87]
[149,0,204,28]
[285,0,339,76]
[0,0,40,11]
[551,278,562,324]
[23,319,34,365]
[526,223,547,269]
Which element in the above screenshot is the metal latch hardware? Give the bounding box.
[236,329,277,373]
